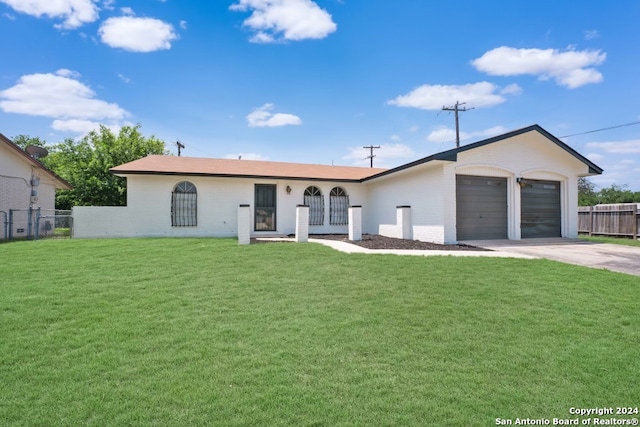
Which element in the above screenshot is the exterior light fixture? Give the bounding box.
[286,185,292,195]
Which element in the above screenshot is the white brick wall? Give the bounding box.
[73,176,369,238]
[366,163,447,243]
[72,206,134,238]
[292,182,366,235]
[1,142,58,239]
[348,206,362,241]
[367,129,592,243]
[73,129,593,241]
[237,205,251,244]
[378,206,412,239]
[295,205,309,242]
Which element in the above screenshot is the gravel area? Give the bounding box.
[253,234,489,251]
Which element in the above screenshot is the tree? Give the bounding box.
[578,177,598,206]
[11,135,48,150]
[597,184,639,204]
[578,178,640,206]
[14,125,168,209]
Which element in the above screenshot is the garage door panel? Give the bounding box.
[456,175,508,240]
[521,179,561,238]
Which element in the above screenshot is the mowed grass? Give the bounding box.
[580,235,640,247]
[1,239,639,426]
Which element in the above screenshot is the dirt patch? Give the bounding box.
[253,234,489,251]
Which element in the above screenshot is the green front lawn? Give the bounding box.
[580,234,640,247]
[1,239,639,426]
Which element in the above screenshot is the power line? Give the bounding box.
[176,140,185,156]
[559,120,640,138]
[442,101,473,148]
[363,145,380,168]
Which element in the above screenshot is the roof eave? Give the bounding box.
[111,169,370,183]
[362,156,456,182]
[365,124,603,181]
[0,133,73,190]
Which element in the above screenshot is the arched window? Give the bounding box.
[330,187,349,225]
[304,186,324,225]
[171,181,197,226]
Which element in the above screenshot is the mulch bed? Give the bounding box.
[253,234,489,251]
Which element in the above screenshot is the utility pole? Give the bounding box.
[442,101,473,148]
[363,145,380,168]
[176,140,185,156]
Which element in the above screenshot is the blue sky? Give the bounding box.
[1,0,639,190]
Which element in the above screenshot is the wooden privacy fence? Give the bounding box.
[578,204,639,238]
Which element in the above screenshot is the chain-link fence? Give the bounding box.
[2,208,72,241]
[38,209,73,239]
[0,210,7,241]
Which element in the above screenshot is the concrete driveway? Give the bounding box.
[463,238,640,276]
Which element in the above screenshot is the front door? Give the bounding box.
[255,184,276,231]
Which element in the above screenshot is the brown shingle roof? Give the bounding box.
[111,155,387,182]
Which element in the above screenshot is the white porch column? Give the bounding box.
[397,205,412,239]
[348,206,362,241]
[295,205,309,243]
[237,204,251,245]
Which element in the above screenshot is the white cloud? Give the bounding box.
[343,143,415,168]
[586,152,604,162]
[378,144,415,158]
[608,162,632,172]
[0,69,128,121]
[586,140,640,154]
[388,82,511,110]
[471,46,606,89]
[250,32,274,43]
[230,0,337,43]
[52,119,101,133]
[585,30,600,40]
[427,127,457,143]
[179,20,187,30]
[52,119,128,135]
[224,152,268,161]
[3,12,15,20]
[246,103,302,127]
[102,0,115,10]
[427,125,507,143]
[589,174,617,189]
[99,16,178,52]
[120,7,135,15]
[117,73,132,83]
[479,125,509,137]
[0,0,99,29]
[55,68,81,79]
[501,83,522,96]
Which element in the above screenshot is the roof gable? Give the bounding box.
[363,124,603,181]
[109,125,601,183]
[0,133,72,190]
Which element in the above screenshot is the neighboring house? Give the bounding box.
[73,125,602,243]
[0,133,72,240]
